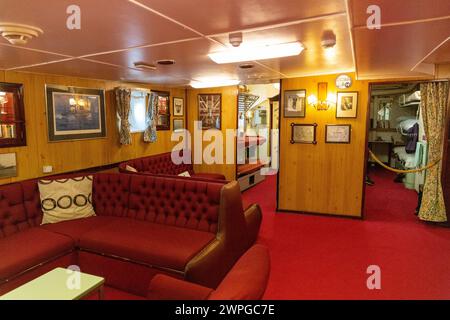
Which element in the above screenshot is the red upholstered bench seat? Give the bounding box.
[41,216,121,244]
[0,172,263,297]
[118,151,226,181]
[79,219,215,272]
[0,228,74,281]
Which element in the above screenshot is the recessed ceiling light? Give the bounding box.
[0,23,43,45]
[209,42,304,64]
[134,61,157,70]
[190,78,240,89]
[156,59,175,65]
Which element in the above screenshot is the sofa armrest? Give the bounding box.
[185,181,249,288]
[148,274,213,300]
[209,245,270,300]
[244,204,262,247]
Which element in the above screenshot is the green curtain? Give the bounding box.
[114,87,132,145]
[418,82,449,222]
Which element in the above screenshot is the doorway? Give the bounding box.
[236,82,280,191]
[364,81,425,220]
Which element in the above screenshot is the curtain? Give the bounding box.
[114,87,132,145]
[418,82,449,222]
[144,92,158,143]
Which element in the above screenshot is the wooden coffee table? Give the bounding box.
[0,267,105,300]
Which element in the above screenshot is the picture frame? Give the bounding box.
[336,91,358,118]
[284,90,306,118]
[173,118,184,132]
[198,93,221,130]
[45,85,106,142]
[325,124,351,144]
[152,91,170,131]
[173,97,184,116]
[290,123,317,144]
[0,152,17,179]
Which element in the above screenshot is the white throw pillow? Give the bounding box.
[39,175,96,225]
[125,165,138,173]
[178,171,191,177]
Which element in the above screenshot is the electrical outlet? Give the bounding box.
[43,166,53,173]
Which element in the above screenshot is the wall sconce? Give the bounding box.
[307,82,336,111]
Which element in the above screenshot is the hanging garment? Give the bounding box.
[405,123,419,154]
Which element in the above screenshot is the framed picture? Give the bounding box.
[173,97,184,116]
[45,85,106,142]
[336,91,358,118]
[152,91,170,130]
[325,124,351,144]
[173,118,184,132]
[290,123,317,144]
[198,94,221,130]
[284,90,306,118]
[0,152,17,178]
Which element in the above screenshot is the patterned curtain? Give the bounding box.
[114,87,132,145]
[144,92,158,143]
[418,82,449,222]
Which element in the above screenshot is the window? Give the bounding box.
[129,90,148,133]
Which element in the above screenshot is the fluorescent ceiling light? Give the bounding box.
[209,42,304,64]
[190,79,240,88]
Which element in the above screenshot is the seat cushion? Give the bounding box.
[192,173,226,180]
[41,216,121,244]
[0,228,74,281]
[79,219,215,271]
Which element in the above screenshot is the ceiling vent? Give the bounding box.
[156,59,175,65]
[0,23,43,45]
[134,61,157,70]
[239,63,254,69]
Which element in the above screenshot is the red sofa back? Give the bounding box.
[0,172,92,238]
[118,151,194,176]
[127,175,223,233]
[0,184,30,238]
[0,172,227,238]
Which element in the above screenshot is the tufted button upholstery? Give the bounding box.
[119,152,195,176]
[118,151,226,181]
[0,184,31,238]
[128,175,222,233]
[93,174,131,217]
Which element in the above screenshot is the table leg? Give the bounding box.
[98,285,104,300]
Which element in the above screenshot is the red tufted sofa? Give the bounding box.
[0,172,263,298]
[118,151,226,181]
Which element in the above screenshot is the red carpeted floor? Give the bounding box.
[242,166,450,300]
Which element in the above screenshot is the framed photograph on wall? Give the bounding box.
[284,90,306,118]
[173,97,184,116]
[325,124,351,144]
[336,91,358,118]
[198,94,221,130]
[152,91,170,131]
[45,85,106,142]
[290,123,317,144]
[173,118,184,132]
[0,152,17,179]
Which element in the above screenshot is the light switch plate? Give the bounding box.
[43,165,53,173]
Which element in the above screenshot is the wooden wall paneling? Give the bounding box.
[0,71,184,185]
[278,73,369,217]
[187,86,238,181]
